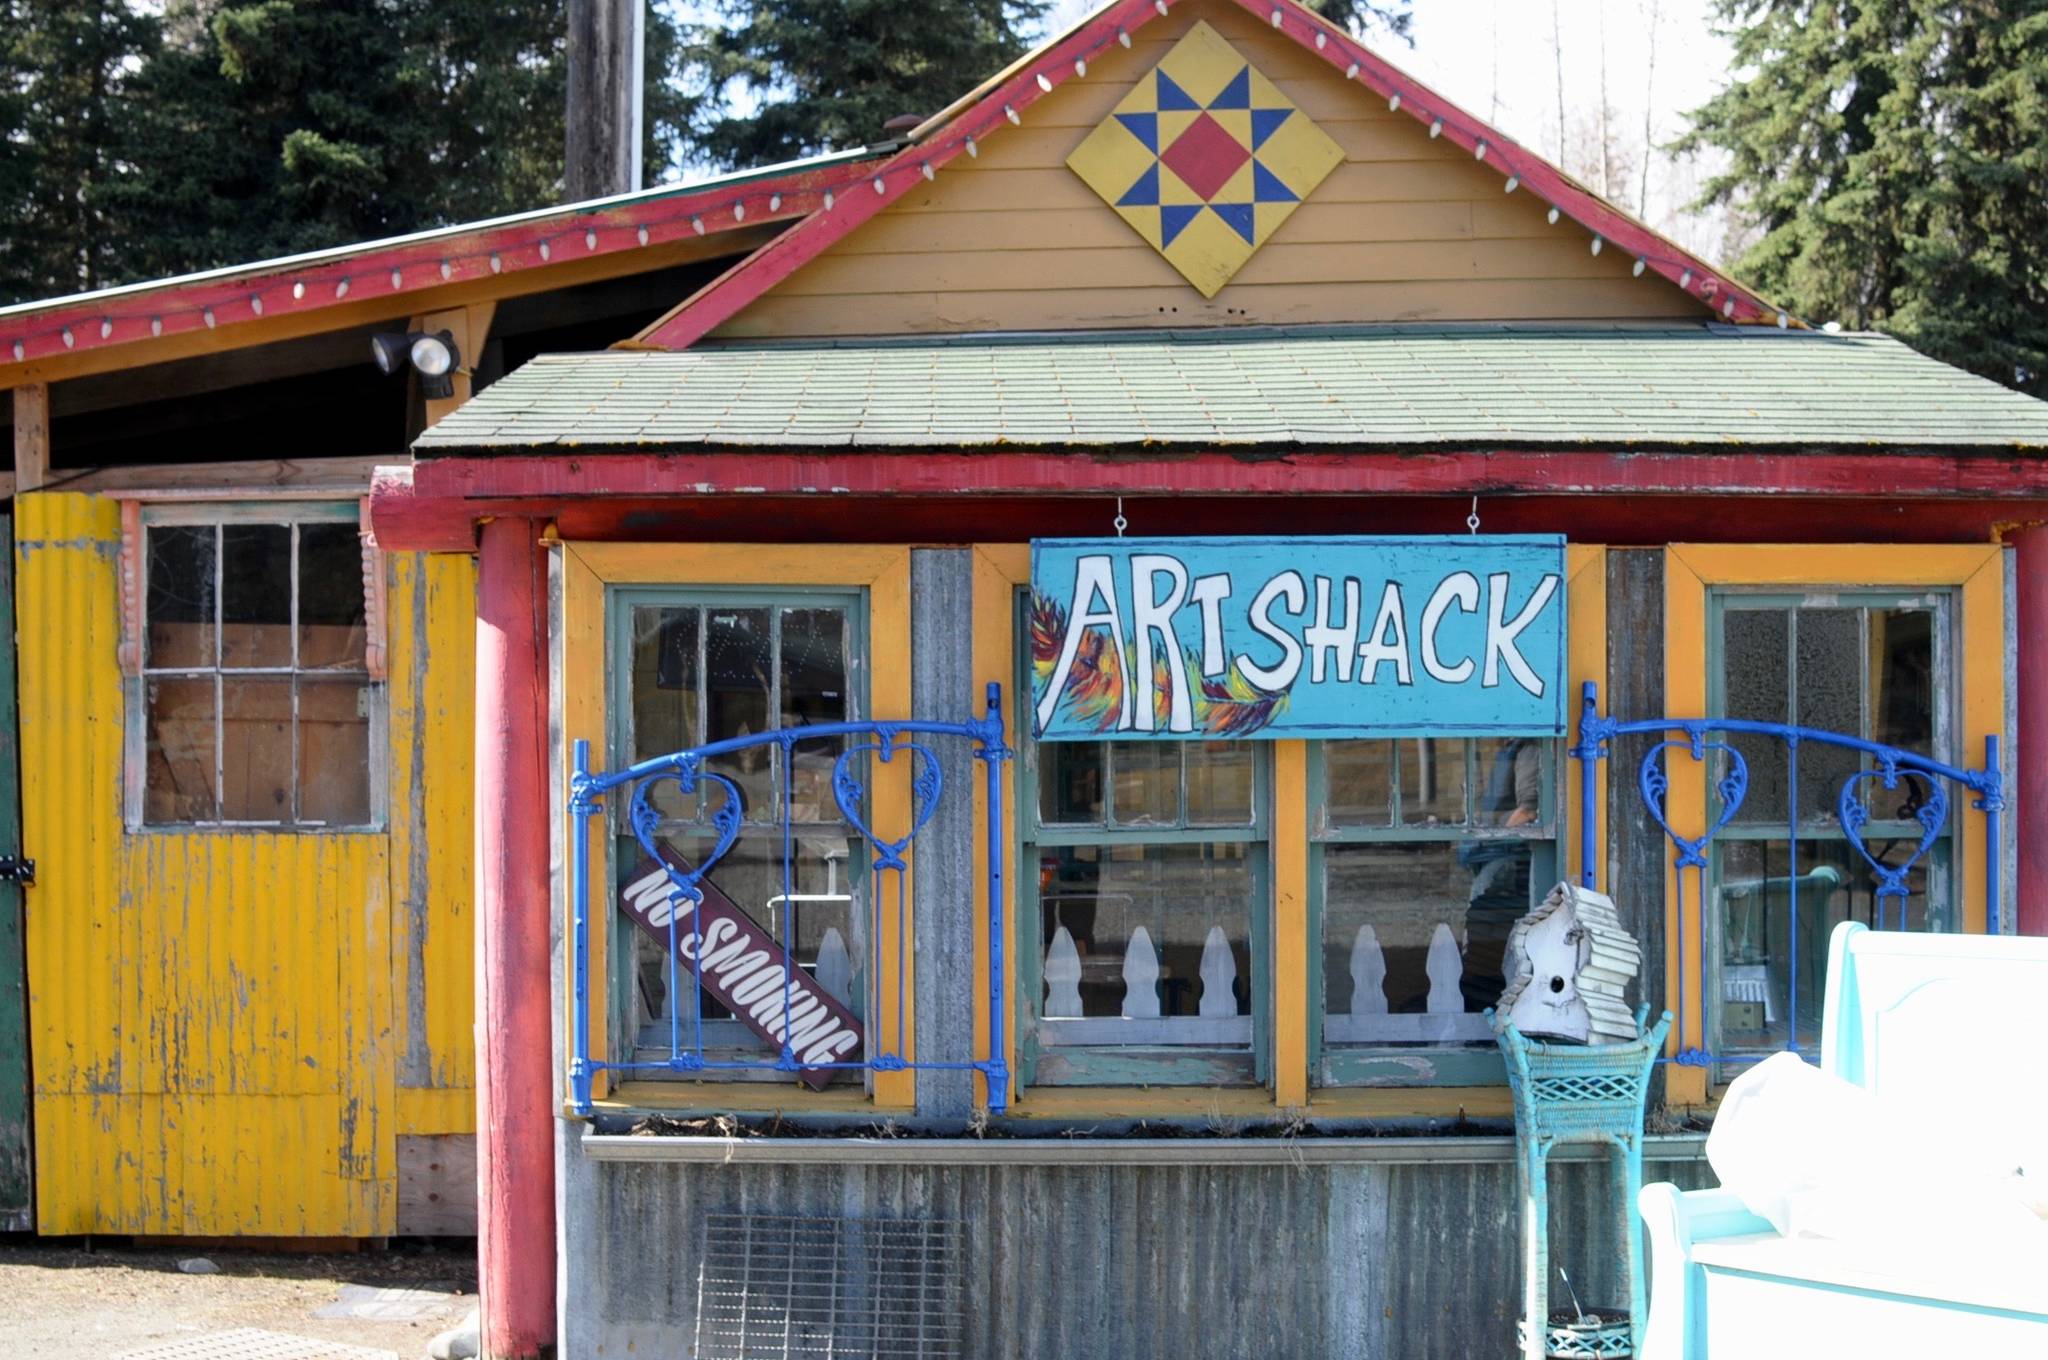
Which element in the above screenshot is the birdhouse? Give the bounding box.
[1496,883,1642,1045]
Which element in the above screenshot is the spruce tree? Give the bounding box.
[1681,1,2047,396]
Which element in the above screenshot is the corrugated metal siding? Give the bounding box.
[388,551,477,1134]
[17,493,467,1234]
[561,1148,1717,1360]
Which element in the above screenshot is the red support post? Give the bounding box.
[474,516,557,1356]
[2016,525,2048,936]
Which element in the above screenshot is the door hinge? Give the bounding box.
[0,858,33,887]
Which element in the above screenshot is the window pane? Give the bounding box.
[1869,607,1935,755]
[703,608,772,820]
[1109,742,1176,826]
[220,524,293,668]
[1795,608,1862,820]
[146,525,215,669]
[297,522,367,669]
[1472,737,1544,829]
[630,606,699,821]
[1399,739,1464,826]
[631,833,862,1044]
[298,679,371,825]
[781,609,849,824]
[144,676,216,822]
[1325,741,1392,827]
[220,677,293,820]
[1038,842,1252,1025]
[1323,840,1531,1037]
[1185,741,1252,825]
[1723,607,1790,824]
[1039,742,1105,824]
[1718,837,1936,1053]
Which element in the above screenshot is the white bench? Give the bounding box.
[1638,922,2048,1358]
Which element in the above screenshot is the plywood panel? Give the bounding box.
[397,1132,477,1235]
[715,0,1704,339]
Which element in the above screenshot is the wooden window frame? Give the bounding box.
[1661,543,2006,1107]
[559,542,916,1112]
[118,497,387,832]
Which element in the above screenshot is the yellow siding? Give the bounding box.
[718,0,1707,339]
[16,492,472,1234]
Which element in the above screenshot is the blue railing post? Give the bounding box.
[982,680,1011,1115]
[1574,681,1601,890]
[1983,733,2003,934]
[569,737,594,1116]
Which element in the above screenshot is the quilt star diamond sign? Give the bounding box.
[1066,21,1344,297]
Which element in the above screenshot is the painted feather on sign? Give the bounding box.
[1031,590,1287,736]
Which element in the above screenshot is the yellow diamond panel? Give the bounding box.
[1065,20,1345,298]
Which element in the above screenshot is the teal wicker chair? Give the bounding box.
[1499,1007,1673,1359]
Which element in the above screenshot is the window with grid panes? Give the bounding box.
[136,504,378,828]
[1312,738,1557,1085]
[1708,589,1953,1070]
[1020,737,1268,1086]
[611,587,869,1080]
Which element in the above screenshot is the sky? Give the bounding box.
[1042,0,1744,259]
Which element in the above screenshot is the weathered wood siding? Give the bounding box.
[717,0,1706,340]
[15,492,474,1235]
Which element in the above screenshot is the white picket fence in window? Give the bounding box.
[1039,924,1252,1046]
[1324,922,1493,1044]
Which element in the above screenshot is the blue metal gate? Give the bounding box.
[567,684,1011,1116]
[1572,680,2003,1069]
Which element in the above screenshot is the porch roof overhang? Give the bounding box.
[372,323,2048,551]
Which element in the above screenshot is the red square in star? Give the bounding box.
[1159,112,1251,202]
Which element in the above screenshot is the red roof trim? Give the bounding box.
[640,0,1789,350]
[0,157,869,373]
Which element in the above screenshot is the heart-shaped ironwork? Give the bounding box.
[628,754,744,905]
[1838,764,1946,926]
[1638,738,1749,869]
[833,733,944,872]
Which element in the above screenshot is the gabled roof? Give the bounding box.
[633,0,1792,349]
[0,147,881,381]
[414,324,2048,455]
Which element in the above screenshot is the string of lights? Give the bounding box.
[0,0,1789,368]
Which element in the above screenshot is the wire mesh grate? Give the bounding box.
[694,1213,966,1360]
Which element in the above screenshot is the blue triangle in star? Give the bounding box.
[1251,161,1298,204]
[1250,106,1293,149]
[1210,202,1256,244]
[1118,164,1161,207]
[1160,203,1203,247]
[1209,67,1251,110]
[1115,111,1159,152]
[1155,70,1201,111]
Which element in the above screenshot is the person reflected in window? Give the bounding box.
[1459,739,1540,1013]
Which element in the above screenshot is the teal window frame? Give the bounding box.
[604,583,869,1079]
[1308,739,1558,1088]
[1703,586,1957,1076]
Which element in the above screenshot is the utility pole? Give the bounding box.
[567,0,644,200]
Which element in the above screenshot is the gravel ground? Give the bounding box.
[0,1238,476,1360]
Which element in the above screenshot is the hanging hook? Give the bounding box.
[1114,496,1129,538]
[1467,495,1481,534]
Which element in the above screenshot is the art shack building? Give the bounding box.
[7,1,2048,1357]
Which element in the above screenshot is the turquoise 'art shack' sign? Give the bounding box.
[1029,536,1567,741]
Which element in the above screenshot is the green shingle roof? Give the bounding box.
[414,324,2048,455]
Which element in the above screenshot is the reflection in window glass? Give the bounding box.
[1038,843,1252,1023]
[220,524,293,668]
[1717,838,1934,1051]
[146,526,214,669]
[297,523,368,669]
